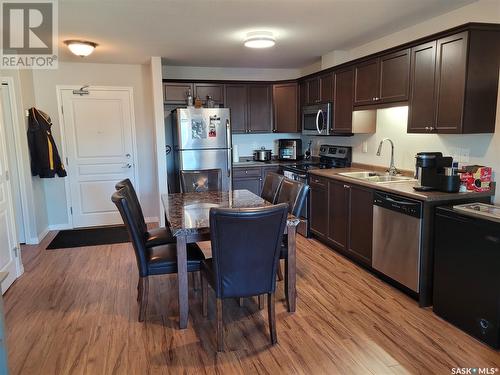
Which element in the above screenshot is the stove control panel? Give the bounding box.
[319,145,352,159]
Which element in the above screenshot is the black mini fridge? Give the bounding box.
[433,205,500,349]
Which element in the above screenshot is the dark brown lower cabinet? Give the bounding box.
[328,180,348,250]
[232,177,261,196]
[346,185,373,265]
[309,176,329,237]
[309,177,374,266]
[232,165,280,196]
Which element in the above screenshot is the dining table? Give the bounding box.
[162,189,300,329]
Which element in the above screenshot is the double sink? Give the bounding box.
[338,171,416,184]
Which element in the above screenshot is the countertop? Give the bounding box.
[309,167,496,203]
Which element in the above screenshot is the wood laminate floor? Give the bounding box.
[4,232,500,374]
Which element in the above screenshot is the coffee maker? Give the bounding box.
[414,152,460,193]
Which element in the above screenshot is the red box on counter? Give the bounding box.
[459,165,492,192]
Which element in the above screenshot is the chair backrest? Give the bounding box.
[111,187,149,277]
[180,169,222,193]
[115,179,148,234]
[276,178,310,216]
[209,203,288,299]
[260,172,284,204]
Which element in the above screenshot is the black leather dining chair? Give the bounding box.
[115,179,174,248]
[275,178,309,287]
[200,204,289,351]
[180,169,222,192]
[261,172,284,204]
[112,186,205,322]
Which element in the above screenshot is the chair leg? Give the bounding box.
[216,298,224,352]
[191,272,199,291]
[277,261,284,281]
[284,257,289,307]
[138,277,149,322]
[137,279,141,302]
[267,292,277,345]
[201,273,208,317]
[258,295,265,310]
[238,298,244,307]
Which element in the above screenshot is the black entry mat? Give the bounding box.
[46,225,130,250]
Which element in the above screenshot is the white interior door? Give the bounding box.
[0,91,20,293]
[60,87,138,228]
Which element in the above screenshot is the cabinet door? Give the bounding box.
[435,32,468,133]
[307,78,320,104]
[194,83,224,105]
[299,81,308,108]
[225,85,247,134]
[310,178,329,237]
[354,59,380,106]
[248,85,273,133]
[273,83,299,133]
[328,180,348,250]
[333,68,354,133]
[379,49,410,103]
[320,73,334,102]
[163,82,193,104]
[347,185,373,265]
[233,178,261,196]
[408,41,437,133]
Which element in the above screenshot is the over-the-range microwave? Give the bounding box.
[302,103,333,136]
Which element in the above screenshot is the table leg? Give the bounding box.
[176,235,188,329]
[286,223,297,313]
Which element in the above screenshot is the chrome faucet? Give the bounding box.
[376,138,399,176]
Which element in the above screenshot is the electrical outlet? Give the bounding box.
[460,148,470,163]
[362,141,368,153]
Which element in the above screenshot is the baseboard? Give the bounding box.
[33,227,50,244]
[145,216,159,224]
[48,223,72,231]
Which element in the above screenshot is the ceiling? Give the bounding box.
[58,0,477,68]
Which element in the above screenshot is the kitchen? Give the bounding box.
[1,1,500,374]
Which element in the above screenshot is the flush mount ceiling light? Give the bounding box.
[244,31,275,49]
[64,40,98,57]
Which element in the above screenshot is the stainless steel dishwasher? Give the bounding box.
[372,191,423,292]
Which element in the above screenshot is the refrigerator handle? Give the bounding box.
[226,118,232,179]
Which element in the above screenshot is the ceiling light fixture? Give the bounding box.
[244,31,275,49]
[64,40,98,57]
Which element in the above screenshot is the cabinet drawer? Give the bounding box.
[233,167,261,178]
[309,175,328,189]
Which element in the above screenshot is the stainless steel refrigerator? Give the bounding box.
[171,108,232,192]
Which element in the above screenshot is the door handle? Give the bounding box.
[122,163,132,169]
[125,153,131,158]
[316,109,324,134]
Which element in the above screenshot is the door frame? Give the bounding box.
[56,85,140,228]
[0,76,32,247]
[0,80,24,284]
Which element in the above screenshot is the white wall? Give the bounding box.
[32,62,158,227]
[321,0,500,69]
[162,65,301,81]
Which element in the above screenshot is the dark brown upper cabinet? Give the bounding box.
[379,49,410,103]
[354,58,380,106]
[319,73,334,102]
[354,50,410,106]
[224,84,247,134]
[409,29,499,134]
[273,83,299,133]
[333,67,354,133]
[247,84,273,133]
[163,82,193,104]
[408,41,437,133]
[306,78,320,104]
[194,83,224,105]
[299,81,308,108]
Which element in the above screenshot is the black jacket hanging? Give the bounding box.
[27,107,67,178]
